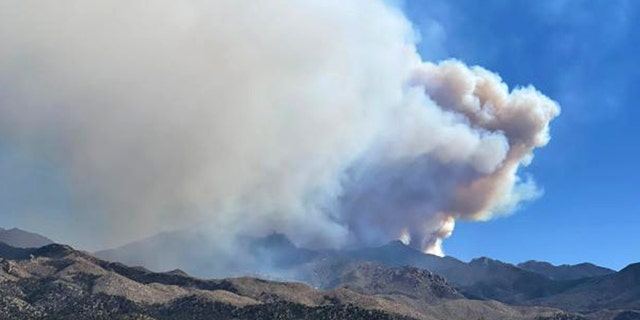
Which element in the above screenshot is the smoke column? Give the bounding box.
[0,0,559,255]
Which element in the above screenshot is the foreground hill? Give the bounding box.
[0,242,576,320]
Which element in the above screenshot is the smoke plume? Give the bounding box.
[0,0,559,255]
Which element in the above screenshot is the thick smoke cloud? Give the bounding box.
[341,61,559,255]
[0,0,558,255]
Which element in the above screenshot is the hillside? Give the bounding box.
[98,231,640,315]
[0,242,578,320]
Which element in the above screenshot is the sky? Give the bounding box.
[401,0,640,270]
[0,0,638,271]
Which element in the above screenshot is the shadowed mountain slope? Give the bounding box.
[518,260,615,281]
[525,263,640,312]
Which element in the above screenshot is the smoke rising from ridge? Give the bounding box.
[0,0,559,255]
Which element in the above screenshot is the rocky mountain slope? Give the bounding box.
[98,232,640,308]
[346,241,556,299]
[335,242,640,317]
[0,243,418,320]
[0,241,579,320]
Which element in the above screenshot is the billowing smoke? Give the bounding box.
[0,0,558,255]
[341,61,559,255]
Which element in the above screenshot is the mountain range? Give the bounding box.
[0,240,580,320]
[1,227,639,319]
[96,231,637,316]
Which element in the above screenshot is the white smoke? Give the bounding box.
[0,0,559,255]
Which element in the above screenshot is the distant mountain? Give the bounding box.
[518,260,615,280]
[245,232,318,268]
[338,243,640,317]
[347,240,466,275]
[0,227,53,248]
[0,242,578,320]
[526,263,640,312]
[95,231,640,319]
[327,261,464,302]
[95,230,317,278]
[449,257,559,303]
[311,241,556,303]
[95,230,210,273]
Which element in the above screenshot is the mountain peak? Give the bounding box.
[165,269,189,277]
[470,256,504,267]
[520,260,553,267]
[0,227,54,248]
[620,262,640,274]
[34,243,76,258]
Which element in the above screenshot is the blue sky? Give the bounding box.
[402,0,639,270]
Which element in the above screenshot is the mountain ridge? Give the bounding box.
[7,228,640,319]
[0,241,580,320]
[0,228,54,249]
[518,260,615,280]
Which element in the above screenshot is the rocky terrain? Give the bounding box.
[0,243,413,319]
[97,231,640,319]
[0,241,579,320]
[4,229,640,319]
[98,232,619,306]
